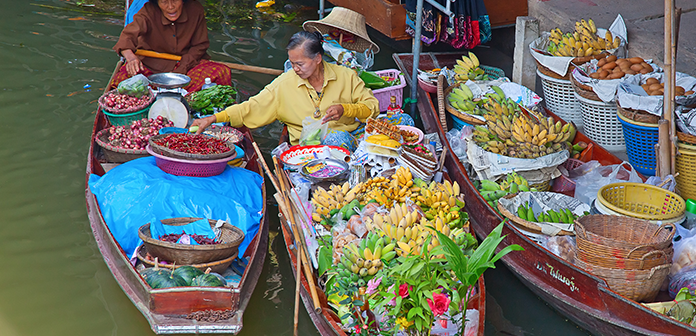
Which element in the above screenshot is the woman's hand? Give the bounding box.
[190,115,217,134]
[121,49,145,76]
[322,104,344,124]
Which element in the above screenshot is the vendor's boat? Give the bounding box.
[84,61,268,334]
[393,52,696,335]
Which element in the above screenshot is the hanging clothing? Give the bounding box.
[404,0,491,49]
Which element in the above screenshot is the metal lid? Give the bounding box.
[148,73,191,89]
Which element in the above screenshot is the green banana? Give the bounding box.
[517,203,528,221]
[480,180,501,191]
[526,206,535,222]
[490,86,505,100]
[548,210,560,223]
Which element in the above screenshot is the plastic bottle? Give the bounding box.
[685,199,696,229]
[386,95,402,118]
[202,78,217,90]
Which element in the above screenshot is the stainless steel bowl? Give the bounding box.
[148,73,191,89]
[300,158,349,184]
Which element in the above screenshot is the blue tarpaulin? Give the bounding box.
[88,157,263,259]
[125,0,149,26]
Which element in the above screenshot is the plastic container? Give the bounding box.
[103,106,151,126]
[597,182,686,221]
[617,112,659,176]
[537,69,582,127]
[575,93,625,152]
[675,143,696,202]
[202,78,217,90]
[372,69,406,112]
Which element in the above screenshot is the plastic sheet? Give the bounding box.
[88,157,263,259]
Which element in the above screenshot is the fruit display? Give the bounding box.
[104,116,174,150]
[516,202,586,223]
[335,231,394,278]
[453,52,489,81]
[588,55,653,79]
[472,105,576,158]
[547,19,621,57]
[365,134,401,149]
[140,263,226,289]
[311,182,363,223]
[365,117,402,141]
[640,77,694,96]
[448,84,519,117]
[477,172,532,210]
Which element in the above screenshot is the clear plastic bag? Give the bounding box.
[300,116,328,146]
[543,236,576,263]
[573,161,641,205]
[117,74,149,97]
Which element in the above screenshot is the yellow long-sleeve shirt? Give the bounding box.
[215,61,379,144]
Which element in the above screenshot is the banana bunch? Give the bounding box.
[337,231,396,278]
[547,19,621,57]
[448,85,517,117]
[473,110,576,158]
[359,173,418,209]
[478,172,534,210]
[453,52,489,81]
[413,179,465,227]
[366,134,401,149]
[480,91,521,119]
[517,202,586,224]
[447,84,478,114]
[311,182,362,222]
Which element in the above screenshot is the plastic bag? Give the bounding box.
[300,116,328,146]
[543,236,576,263]
[573,161,641,205]
[117,74,149,97]
[331,221,359,265]
[672,230,696,278]
[347,214,367,238]
[670,268,696,298]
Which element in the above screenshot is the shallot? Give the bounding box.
[106,116,174,150]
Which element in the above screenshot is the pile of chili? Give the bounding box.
[154,133,231,155]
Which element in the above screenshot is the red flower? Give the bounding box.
[398,284,411,298]
[427,293,451,317]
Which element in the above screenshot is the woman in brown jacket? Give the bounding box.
[110,0,231,92]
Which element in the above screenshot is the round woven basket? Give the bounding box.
[576,230,672,259]
[570,74,602,102]
[575,247,670,270]
[496,193,574,236]
[148,134,236,161]
[616,99,660,124]
[677,131,696,145]
[443,82,486,126]
[574,258,670,302]
[99,88,155,115]
[137,245,237,275]
[574,215,675,250]
[534,54,604,81]
[675,142,696,201]
[138,217,245,265]
[597,183,685,221]
[94,128,150,163]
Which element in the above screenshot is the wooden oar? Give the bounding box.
[134,49,283,76]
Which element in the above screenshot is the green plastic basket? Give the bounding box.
[103,105,151,126]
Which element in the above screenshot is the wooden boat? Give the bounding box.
[84,62,268,334]
[275,133,486,335]
[393,52,696,335]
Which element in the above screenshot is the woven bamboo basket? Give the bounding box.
[148,134,236,161]
[139,217,245,265]
[574,215,675,251]
[677,131,696,145]
[616,99,660,124]
[575,244,670,270]
[535,54,604,80]
[574,258,670,301]
[94,128,150,163]
[576,231,673,259]
[497,194,574,236]
[529,179,551,192]
[570,74,602,102]
[443,82,485,126]
[137,245,237,274]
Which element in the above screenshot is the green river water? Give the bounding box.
[0,1,590,335]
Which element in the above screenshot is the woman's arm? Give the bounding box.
[339,70,380,122]
[175,5,210,74]
[214,84,280,128]
[113,15,149,76]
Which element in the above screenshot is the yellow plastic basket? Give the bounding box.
[530,179,551,192]
[597,183,685,221]
[676,142,696,201]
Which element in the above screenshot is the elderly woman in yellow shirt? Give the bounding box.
[191,31,413,150]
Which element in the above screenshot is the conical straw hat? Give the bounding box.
[303,7,380,54]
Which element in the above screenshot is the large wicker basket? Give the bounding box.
[575,247,670,270]
[496,193,574,236]
[575,258,670,302]
[148,134,236,161]
[574,215,675,251]
[94,128,150,163]
[137,245,237,274]
[443,82,486,126]
[138,217,245,265]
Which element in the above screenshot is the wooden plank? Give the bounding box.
[484,0,528,28]
[327,0,410,40]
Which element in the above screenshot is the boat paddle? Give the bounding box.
[134,49,283,76]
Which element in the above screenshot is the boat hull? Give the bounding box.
[394,51,696,336]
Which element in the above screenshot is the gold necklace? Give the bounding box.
[306,86,324,119]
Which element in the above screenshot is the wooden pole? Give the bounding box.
[134,49,283,76]
[659,0,675,177]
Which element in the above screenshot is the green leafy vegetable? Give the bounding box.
[187,85,238,115]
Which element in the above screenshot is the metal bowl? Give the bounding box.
[148,73,191,89]
[300,158,349,184]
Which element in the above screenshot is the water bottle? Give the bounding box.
[202,78,217,90]
[685,199,696,229]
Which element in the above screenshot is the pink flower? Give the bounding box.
[366,277,382,295]
[427,293,451,317]
[398,284,411,298]
[387,284,396,305]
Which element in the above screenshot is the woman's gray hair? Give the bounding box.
[286,31,324,58]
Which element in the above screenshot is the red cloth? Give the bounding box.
[109,59,232,92]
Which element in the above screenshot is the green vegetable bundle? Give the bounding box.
[358,70,401,90]
[187,85,238,115]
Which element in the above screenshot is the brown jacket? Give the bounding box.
[113,1,210,74]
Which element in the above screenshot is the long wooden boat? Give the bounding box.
[84,62,268,334]
[393,52,696,335]
[275,137,486,335]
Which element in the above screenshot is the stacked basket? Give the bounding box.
[675,136,696,201]
[99,88,155,126]
[569,74,625,151]
[146,134,239,177]
[537,67,583,127]
[574,214,674,301]
[616,103,659,176]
